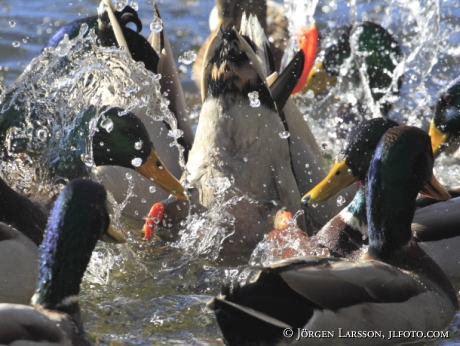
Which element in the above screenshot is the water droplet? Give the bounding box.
[141,198,146,203]
[9,21,15,27]
[100,118,114,133]
[150,17,163,33]
[279,131,290,139]
[149,186,156,193]
[81,154,93,167]
[243,157,248,162]
[134,210,139,216]
[126,172,132,180]
[308,171,312,175]
[70,146,76,151]
[205,177,231,195]
[114,0,128,11]
[167,129,184,139]
[248,91,260,107]
[178,50,197,65]
[36,128,48,141]
[134,140,143,150]
[131,157,142,167]
[305,163,310,168]
[129,1,139,11]
[336,195,346,206]
[12,41,20,48]
[99,141,104,146]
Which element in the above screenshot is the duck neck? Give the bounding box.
[345,185,367,225]
[366,159,415,260]
[32,191,102,312]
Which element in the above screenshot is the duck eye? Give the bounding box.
[443,94,453,104]
[335,170,341,176]
[121,128,135,138]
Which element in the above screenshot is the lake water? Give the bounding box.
[1,0,460,345]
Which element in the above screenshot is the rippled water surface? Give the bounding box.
[2,0,460,345]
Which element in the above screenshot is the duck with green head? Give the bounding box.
[0,179,125,345]
[0,175,126,306]
[49,106,186,200]
[429,78,460,156]
[305,21,403,129]
[301,118,460,278]
[210,126,458,345]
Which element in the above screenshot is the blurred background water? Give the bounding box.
[2,0,460,345]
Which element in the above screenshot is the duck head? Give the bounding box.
[367,126,445,258]
[302,118,399,205]
[308,22,403,114]
[429,79,460,156]
[92,107,186,200]
[302,117,450,205]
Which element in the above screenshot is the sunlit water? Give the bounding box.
[2,0,460,345]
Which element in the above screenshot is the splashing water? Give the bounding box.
[0,24,184,226]
[249,210,330,266]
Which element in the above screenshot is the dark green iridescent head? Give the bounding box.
[49,106,154,180]
[323,22,403,105]
[32,179,110,311]
[91,107,153,169]
[433,79,460,138]
[337,117,399,181]
[367,126,433,259]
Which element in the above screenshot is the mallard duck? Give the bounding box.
[301,118,460,279]
[0,179,124,345]
[306,21,403,136]
[46,1,194,155]
[1,101,186,201]
[429,78,460,156]
[210,126,458,345]
[153,18,310,253]
[2,1,189,217]
[0,175,125,305]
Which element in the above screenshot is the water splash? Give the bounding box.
[0,24,181,223]
[249,210,330,266]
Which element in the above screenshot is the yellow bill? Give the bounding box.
[301,159,357,205]
[419,173,451,201]
[428,120,449,157]
[135,149,187,200]
[302,61,338,96]
[101,224,127,244]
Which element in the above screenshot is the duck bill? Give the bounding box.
[303,61,338,96]
[428,120,449,157]
[419,174,451,201]
[301,159,357,205]
[101,0,131,57]
[135,149,187,200]
[292,24,318,95]
[101,224,127,243]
